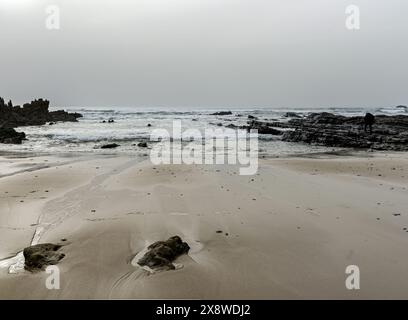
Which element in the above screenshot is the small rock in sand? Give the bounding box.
[23,243,65,272]
[137,236,190,271]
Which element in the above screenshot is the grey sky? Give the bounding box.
[0,0,407,108]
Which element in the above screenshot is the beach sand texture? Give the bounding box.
[0,153,408,299]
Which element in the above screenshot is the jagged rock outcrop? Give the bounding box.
[282,112,408,151]
[137,236,190,271]
[0,97,82,144]
[0,97,82,128]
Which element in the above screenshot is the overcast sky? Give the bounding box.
[0,0,407,108]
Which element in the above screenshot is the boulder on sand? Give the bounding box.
[23,243,65,272]
[137,236,190,271]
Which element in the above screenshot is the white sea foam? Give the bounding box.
[1,106,405,156]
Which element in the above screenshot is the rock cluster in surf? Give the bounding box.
[215,110,408,151]
[280,112,408,151]
[0,127,26,144]
[0,97,82,144]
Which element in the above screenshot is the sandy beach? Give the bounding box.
[0,152,407,299]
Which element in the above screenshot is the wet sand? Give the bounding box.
[0,153,408,299]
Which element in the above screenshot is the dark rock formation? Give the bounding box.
[137,236,190,270]
[137,142,148,148]
[23,243,65,272]
[282,112,408,151]
[247,115,257,119]
[246,120,283,135]
[0,98,82,128]
[0,127,26,144]
[225,123,239,129]
[211,111,232,116]
[284,112,302,118]
[0,97,82,144]
[100,143,120,149]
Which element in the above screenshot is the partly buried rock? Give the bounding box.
[0,127,26,144]
[100,143,120,149]
[23,243,65,272]
[137,142,148,148]
[137,236,190,271]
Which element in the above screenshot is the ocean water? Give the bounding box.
[1,106,406,157]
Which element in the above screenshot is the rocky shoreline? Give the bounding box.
[280,112,408,151]
[0,97,82,144]
[218,111,408,151]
